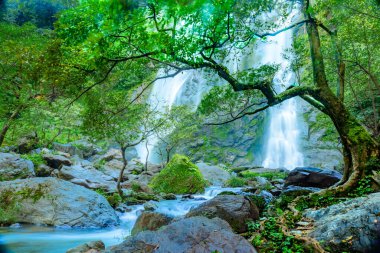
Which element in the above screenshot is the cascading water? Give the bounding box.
[260,8,304,170]
[0,186,242,252]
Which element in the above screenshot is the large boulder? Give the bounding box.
[131,212,173,235]
[0,178,119,227]
[0,152,35,181]
[66,241,105,253]
[186,195,259,233]
[107,217,257,253]
[304,192,380,252]
[43,154,72,169]
[59,165,117,192]
[52,140,100,159]
[196,162,231,186]
[150,154,206,194]
[284,167,342,188]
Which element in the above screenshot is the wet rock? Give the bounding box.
[131,212,173,235]
[284,167,342,188]
[0,152,35,181]
[108,217,257,253]
[196,162,231,186]
[43,154,72,169]
[0,178,119,227]
[186,195,259,233]
[162,193,176,200]
[143,202,158,211]
[66,240,105,253]
[304,192,380,252]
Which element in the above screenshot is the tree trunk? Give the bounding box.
[0,105,23,146]
[145,141,149,171]
[304,2,379,193]
[117,146,128,197]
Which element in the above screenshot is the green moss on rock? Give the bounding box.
[150,154,206,194]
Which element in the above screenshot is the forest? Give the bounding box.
[0,0,379,252]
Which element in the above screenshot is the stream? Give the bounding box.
[0,186,242,253]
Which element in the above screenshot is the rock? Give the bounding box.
[257,190,274,204]
[143,202,158,211]
[186,195,259,233]
[52,140,100,159]
[59,165,116,192]
[0,152,35,181]
[196,162,231,186]
[66,241,105,253]
[108,217,257,253]
[16,134,38,154]
[35,164,53,177]
[284,167,342,188]
[281,185,321,197]
[304,192,380,252]
[150,154,206,194]
[0,178,119,227]
[131,212,173,236]
[101,148,122,161]
[255,176,272,189]
[162,193,176,200]
[43,154,72,169]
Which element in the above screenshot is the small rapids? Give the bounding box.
[0,186,241,253]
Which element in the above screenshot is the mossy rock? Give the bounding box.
[150,154,206,194]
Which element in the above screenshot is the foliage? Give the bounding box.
[248,217,310,253]
[248,195,267,211]
[348,176,374,197]
[150,154,206,194]
[224,176,247,187]
[20,153,46,167]
[240,171,287,180]
[95,189,123,208]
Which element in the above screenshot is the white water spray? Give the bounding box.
[261,8,304,170]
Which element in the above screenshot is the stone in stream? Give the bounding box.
[0,152,35,181]
[0,177,119,227]
[304,192,380,252]
[107,217,257,253]
[284,167,342,188]
[131,211,173,235]
[186,195,259,233]
[66,240,105,253]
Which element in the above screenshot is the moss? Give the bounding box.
[224,176,247,187]
[240,171,287,180]
[21,153,46,167]
[150,154,206,194]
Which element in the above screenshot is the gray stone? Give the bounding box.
[284,167,342,188]
[304,192,380,252]
[0,152,35,180]
[66,241,105,253]
[186,195,259,233]
[281,185,321,197]
[35,164,53,177]
[108,217,257,253]
[43,154,72,169]
[59,165,116,192]
[131,212,172,235]
[0,178,119,227]
[143,202,158,211]
[196,162,231,186]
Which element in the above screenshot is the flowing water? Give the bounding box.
[261,7,304,170]
[0,186,241,253]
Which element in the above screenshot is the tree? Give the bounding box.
[155,105,199,165]
[57,0,379,196]
[80,61,166,196]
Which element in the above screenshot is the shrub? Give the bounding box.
[224,176,247,187]
[21,153,46,167]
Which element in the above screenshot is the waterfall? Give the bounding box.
[135,69,208,162]
[261,8,304,170]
